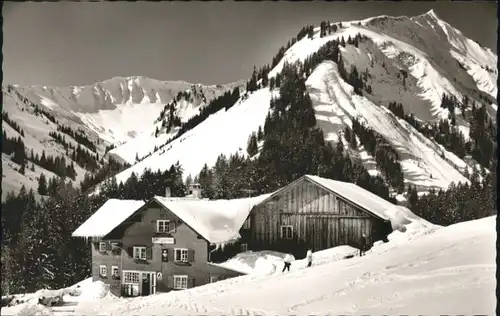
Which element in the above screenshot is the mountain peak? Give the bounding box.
[424,9,438,19]
[424,9,437,18]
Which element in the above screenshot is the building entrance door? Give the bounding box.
[141,273,151,296]
[139,272,157,296]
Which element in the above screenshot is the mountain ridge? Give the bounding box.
[1,76,244,200]
[102,10,496,199]
[2,10,496,201]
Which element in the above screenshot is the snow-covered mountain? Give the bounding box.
[3,10,496,199]
[1,77,243,199]
[104,10,496,196]
[107,82,244,165]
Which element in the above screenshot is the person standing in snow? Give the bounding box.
[282,253,293,272]
[306,249,313,267]
[359,233,368,257]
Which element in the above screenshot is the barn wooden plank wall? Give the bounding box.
[251,178,381,252]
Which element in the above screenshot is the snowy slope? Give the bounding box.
[8,77,243,145]
[214,246,360,275]
[2,88,91,200]
[109,88,273,185]
[105,10,494,193]
[417,10,497,100]
[307,60,470,191]
[1,78,242,198]
[270,11,496,120]
[108,82,244,165]
[3,215,495,315]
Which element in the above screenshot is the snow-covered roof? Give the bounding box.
[72,199,146,238]
[154,193,272,245]
[305,175,393,221]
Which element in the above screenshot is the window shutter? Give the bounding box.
[127,247,133,257]
[146,247,153,260]
[188,276,195,288]
[167,276,174,289]
[188,249,195,262]
[168,248,174,261]
[169,221,176,232]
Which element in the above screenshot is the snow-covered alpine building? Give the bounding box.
[72,174,396,297]
[71,188,270,297]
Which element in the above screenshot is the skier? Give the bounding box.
[306,249,313,267]
[282,253,293,272]
[359,233,368,257]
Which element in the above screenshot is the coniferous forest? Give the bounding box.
[1,167,185,295]
[1,22,496,297]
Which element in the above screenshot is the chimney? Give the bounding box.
[191,183,202,199]
[165,187,171,198]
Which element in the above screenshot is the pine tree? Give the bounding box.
[247,133,259,157]
[38,173,48,195]
[257,126,264,140]
[19,163,26,175]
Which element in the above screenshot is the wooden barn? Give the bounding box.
[245,175,394,257]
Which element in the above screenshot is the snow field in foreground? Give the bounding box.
[3,213,495,316]
[2,278,118,316]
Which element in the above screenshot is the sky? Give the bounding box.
[3,1,497,87]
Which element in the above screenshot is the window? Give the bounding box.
[133,247,146,260]
[111,266,119,278]
[111,242,121,255]
[161,249,169,262]
[99,265,107,277]
[209,276,219,283]
[123,271,140,284]
[156,220,174,233]
[174,248,188,262]
[280,225,293,239]
[173,275,188,289]
[240,243,248,252]
[242,216,251,229]
[99,242,107,252]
